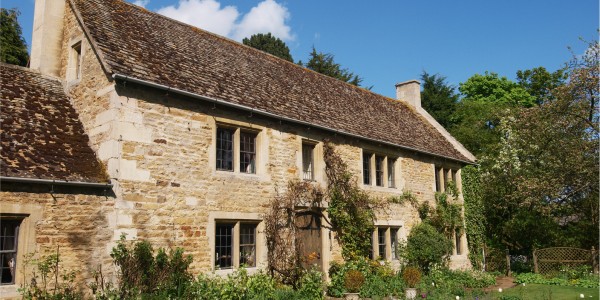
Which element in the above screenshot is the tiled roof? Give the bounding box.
[0,63,109,183]
[71,0,473,163]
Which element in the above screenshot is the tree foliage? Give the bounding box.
[402,222,453,273]
[420,71,459,129]
[517,66,566,105]
[459,72,536,107]
[303,47,365,87]
[479,40,599,254]
[0,8,29,66]
[242,33,293,62]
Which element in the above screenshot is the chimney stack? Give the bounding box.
[30,0,66,77]
[395,80,421,108]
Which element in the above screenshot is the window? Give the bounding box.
[435,166,458,193]
[363,151,397,188]
[372,227,401,261]
[239,131,256,174]
[68,41,82,81]
[387,158,396,188]
[302,143,315,181]
[239,224,256,267]
[216,125,260,174]
[216,128,234,171]
[375,155,384,187]
[215,221,257,269]
[1,218,22,285]
[377,228,386,259]
[455,228,462,255]
[390,228,399,260]
[362,152,371,185]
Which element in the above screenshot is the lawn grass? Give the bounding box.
[488,283,599,300]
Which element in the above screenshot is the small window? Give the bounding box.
[390,228,399,260]
[377,228,386,259]
[1,218,22,285]
[215,223,233,269]
[435,166,442,192]
[240,131,256,174]
[302,143,315,181]
[215,221,258,270]
[375,156,384,187]
[455,228,462,255]
[387,158,396,188]
[216,128,234,171]
[239,224,256,267]
[363,152,371,185]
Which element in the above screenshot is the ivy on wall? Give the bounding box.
[462,165,486,269]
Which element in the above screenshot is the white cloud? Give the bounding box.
[157,0,238,37]
[232,0,293,41]
[132,0,149,8]
[156,0,293,42]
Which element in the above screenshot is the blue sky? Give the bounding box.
[3,0,598,99]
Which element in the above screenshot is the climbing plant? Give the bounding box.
[323,142,381,260]
[462,165,486,269]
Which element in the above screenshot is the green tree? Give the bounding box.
[242,33,293,62]
[517,66,566,105]
[449,72,535,156]
[0,8,29,66]
[479,41,599,254]
[459,72,536,107]
[420,71,459,129]
[303,47,364,87]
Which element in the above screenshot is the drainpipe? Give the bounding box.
[1,176,113,189]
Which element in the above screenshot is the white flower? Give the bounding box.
[456,296,460,300]
[580,294,584,298]
[522,283,526,286]
[498,288,503,293]
[432,282,435,287]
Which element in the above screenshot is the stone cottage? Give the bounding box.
[1,0,475,294]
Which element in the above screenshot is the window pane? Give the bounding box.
[455,229,461,255]
[215,224,233,269]
[1,219,20,285]
[387,158,395,188]
[363,152,371,185]
[216,128,234,171]
[302,144,314,181]
[375,155,384,187]
[240,132,256,174]
[435,166,441,192]
[390,228,398,260]
[378,228,386,259]
[239,224,256,267]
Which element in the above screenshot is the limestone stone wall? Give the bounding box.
[0,187,113,298]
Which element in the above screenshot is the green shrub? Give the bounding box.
[19,251,84,300]
[402,222,453,272]
[297,268,324,300]
[514,270,599,288]
[418,268,496,297]
[109,236,193,299]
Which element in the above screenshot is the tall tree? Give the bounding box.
[242,33,293,62]
[480,41,599,254]
[420,71,459,129]
[449,72,535,156]
[303,47,364,87]
[0,8,29,66]
[517,66,566,105]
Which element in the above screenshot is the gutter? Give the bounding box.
[112,74,476,165]
[1,176,113,189]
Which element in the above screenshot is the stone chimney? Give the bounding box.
[30,0,66,77]
[395,80,421,108]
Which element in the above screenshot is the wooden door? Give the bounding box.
[295,211,322,270]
